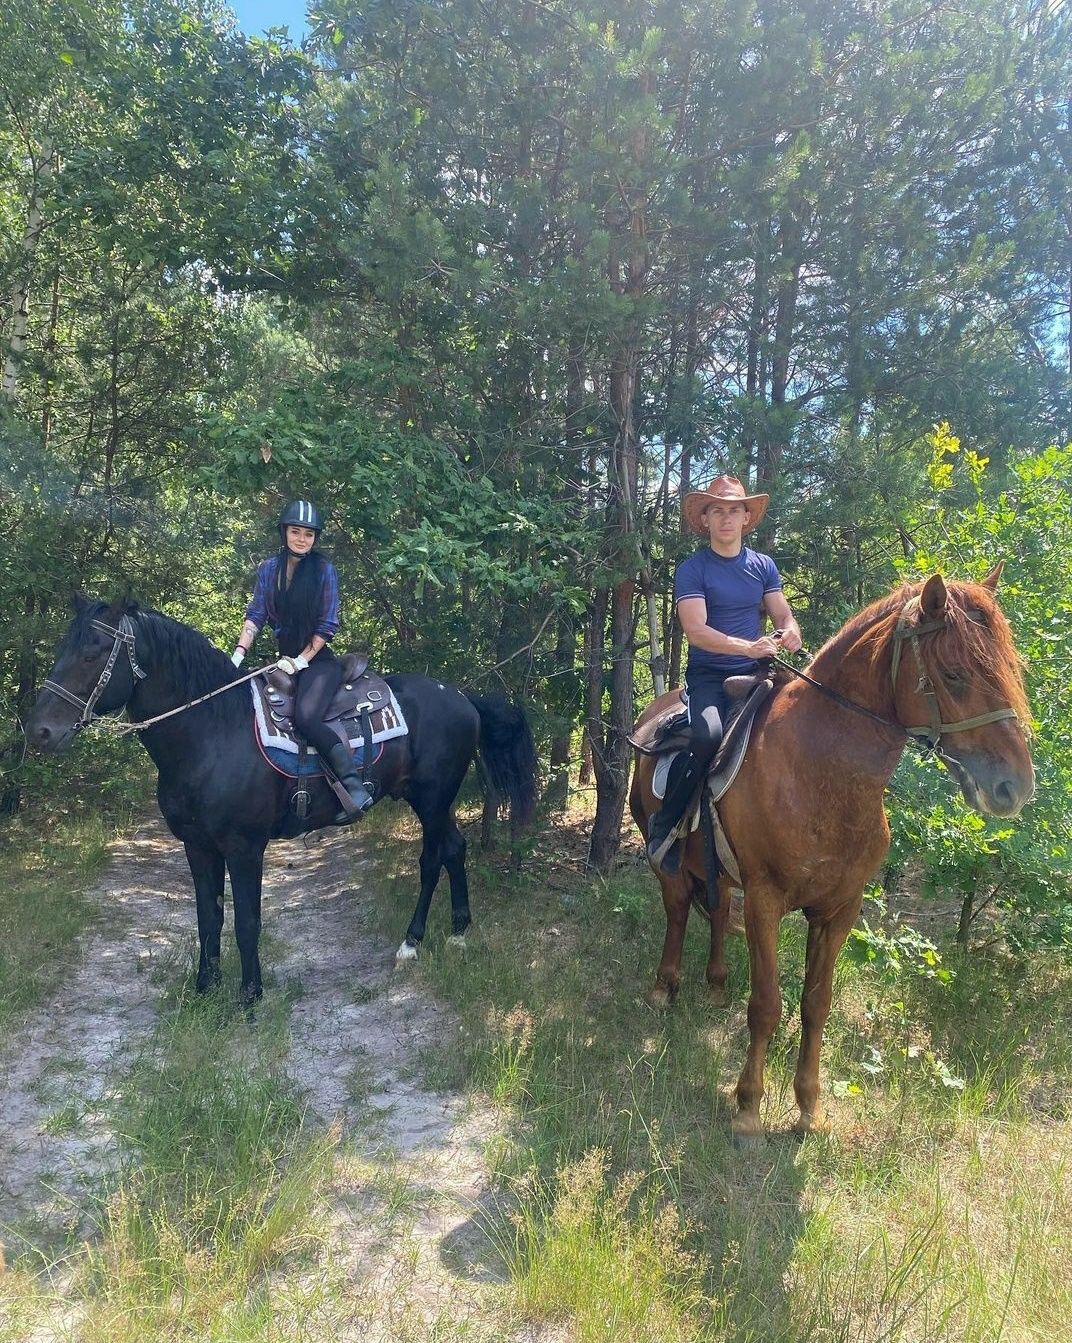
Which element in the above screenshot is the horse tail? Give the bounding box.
[464,693,538,828]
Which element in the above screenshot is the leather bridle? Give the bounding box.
[889,595,1019,748]
[41,615,146,729]
[777,594,1020,750]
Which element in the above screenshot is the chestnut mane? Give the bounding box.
[811,578,1030,726]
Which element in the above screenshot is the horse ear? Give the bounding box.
[71,592,89,614]
[105,593,138,619]
[920,573,948,620]
[981,561,1004,591]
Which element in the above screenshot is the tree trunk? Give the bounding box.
[759,202,802,496]
[0,591,37,816]
[2,147,54,402]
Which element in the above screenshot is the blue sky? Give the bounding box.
[229,0,309,40]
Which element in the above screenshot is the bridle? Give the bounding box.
[41,615,147,729]
[889,594,1019,747]
[39,612,266,736]
[777,594,1020,751]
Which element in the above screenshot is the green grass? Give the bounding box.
[354,797,1072,1343]
[1,956,339,1343]
[2,793,1069,1342]
[0,816,112,1031]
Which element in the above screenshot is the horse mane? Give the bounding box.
[68,599,247,727]
[812,578,1030,725]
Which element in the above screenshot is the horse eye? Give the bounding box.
[942,668,967,690]
[966,607,987,626]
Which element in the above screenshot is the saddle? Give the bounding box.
[631,670,782,802]
[251,653,409,777]
[630,672,776,757]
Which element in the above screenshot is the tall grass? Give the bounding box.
[358,799,1072,1343]
[1,960,338,1342]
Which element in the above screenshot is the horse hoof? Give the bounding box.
[731,1114,766,1146]
[395,939,419,964]
[446,934,467,951]
[707,983,730,1008]
[644,984,676,1011]
[794,1111,831,1138]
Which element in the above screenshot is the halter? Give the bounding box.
[890,595,1019,747]
[41,615,147,729]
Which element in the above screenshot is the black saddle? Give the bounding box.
[258,654,404,753]
[629,673,771,757]
[630,672,777,803]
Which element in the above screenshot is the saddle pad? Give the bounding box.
[250,680,409,758]
[259,737,385,779]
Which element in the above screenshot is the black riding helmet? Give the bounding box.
[278,499,323,548]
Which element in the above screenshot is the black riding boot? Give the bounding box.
[646,746,716,875]
[325,742,376,824]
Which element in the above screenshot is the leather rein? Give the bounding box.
[775,595,1020,751]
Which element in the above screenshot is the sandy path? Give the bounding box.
[0,818,550,1341]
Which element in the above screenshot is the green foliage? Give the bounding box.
[888,432,1072,947]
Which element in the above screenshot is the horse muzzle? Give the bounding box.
[943,747,1035,818]
[25,712,79,755]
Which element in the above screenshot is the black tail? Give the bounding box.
[465,693,538,828]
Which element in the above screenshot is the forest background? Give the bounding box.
[1,0,1070,946]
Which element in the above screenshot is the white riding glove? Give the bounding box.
[231,647,246,667]
[276,654,309,675]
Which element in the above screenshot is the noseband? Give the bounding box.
[42,615,147,729]
[890,595,1019,748]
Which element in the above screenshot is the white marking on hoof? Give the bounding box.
[395,940,419,963]
[446,934,467,951]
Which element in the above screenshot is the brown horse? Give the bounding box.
[629,568,1034,1139]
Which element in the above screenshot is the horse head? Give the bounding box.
[892,567,1034,817]
[26,595,145,753]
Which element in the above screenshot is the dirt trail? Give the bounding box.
[0,818,548,1341]
[0,826,194,1231]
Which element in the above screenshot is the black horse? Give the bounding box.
[26,597,537,1002]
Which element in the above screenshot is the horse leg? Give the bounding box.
[793,899,861,1134]
[185,840,225,992]
[225,841,266,1003]
[734,891,783,1140]
[440,817,471,945]
[396,809,446,963]
[705,875,734,1007]
[646,872,690,1009]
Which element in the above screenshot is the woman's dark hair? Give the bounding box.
[274,547,326,655]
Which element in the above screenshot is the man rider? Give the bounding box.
[646,475,802,873]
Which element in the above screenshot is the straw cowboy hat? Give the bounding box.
[682,475,769,537]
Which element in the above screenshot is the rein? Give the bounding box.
[774,594,1020,750]
[43,615,266,737]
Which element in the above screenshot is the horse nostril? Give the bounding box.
[33,724,52,747]
[992,777,1023,813]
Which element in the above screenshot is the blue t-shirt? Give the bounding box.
[674,545,782,673]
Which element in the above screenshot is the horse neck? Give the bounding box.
[124,616,240,754]
[798,610,906,775]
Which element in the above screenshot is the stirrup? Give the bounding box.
[646,808,685,875]
[334,781,375,825]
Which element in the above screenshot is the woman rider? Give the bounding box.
[231,500,374,820]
